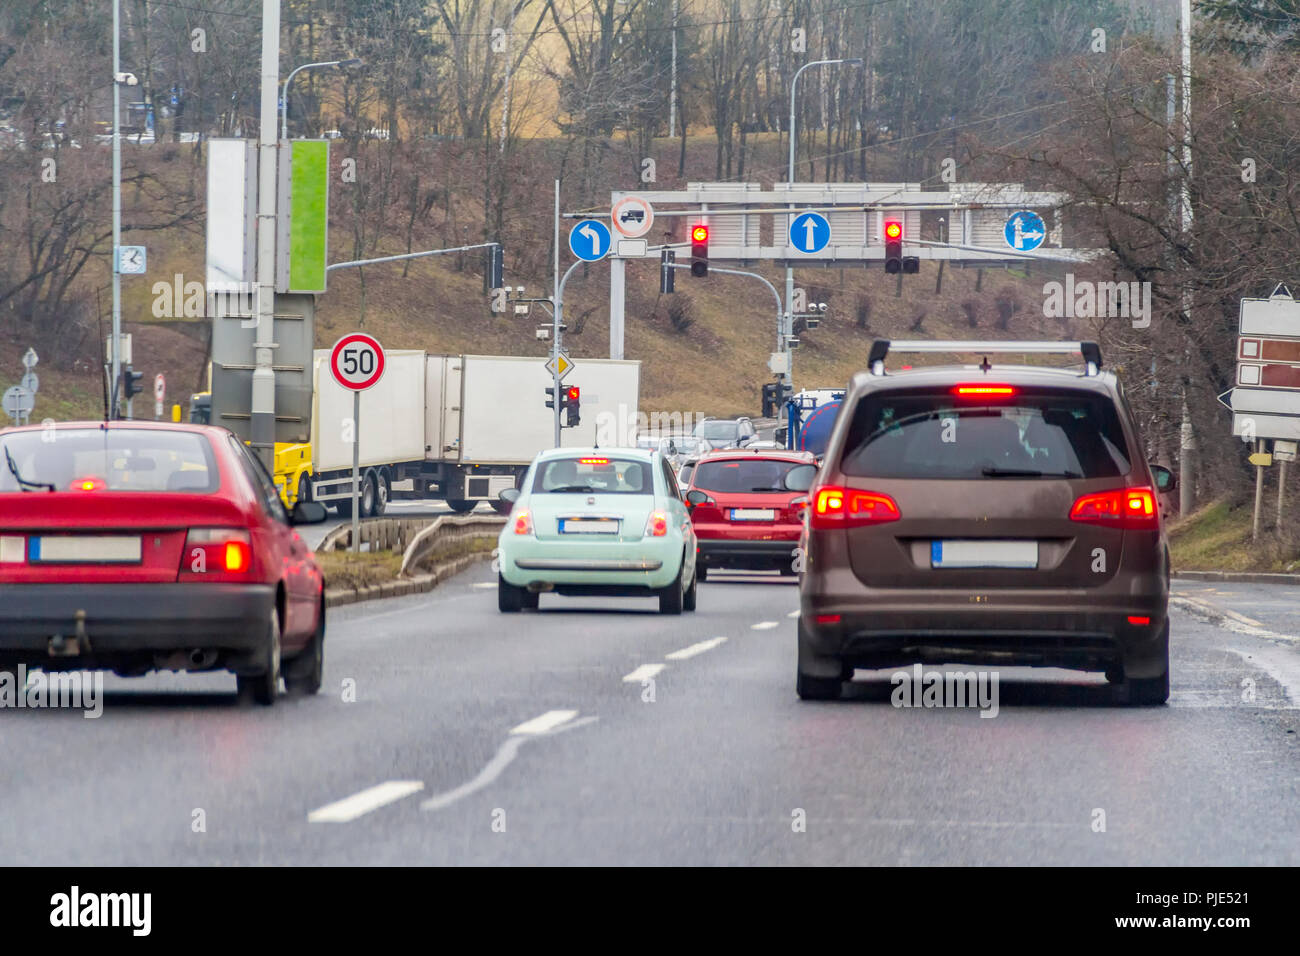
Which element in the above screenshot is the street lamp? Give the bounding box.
[783,57,862,389]
[281,58,363,140]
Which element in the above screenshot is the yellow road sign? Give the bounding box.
[544,354,573,380]
[1249,452,1273,467]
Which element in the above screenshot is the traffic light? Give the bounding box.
[660,249,676,293]
[690,224,709,278]
[562,385,581,427]
[544,386,556,410]
[484,243,504,293]
[121,366,144,399]
[883,220,903,274]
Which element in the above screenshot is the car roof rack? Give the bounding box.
[867,339,1102,377]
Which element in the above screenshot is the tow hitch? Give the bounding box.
[48,610,91,657]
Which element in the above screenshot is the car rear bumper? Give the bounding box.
[800,587,1169,677]
[500,535,683,590]
[0,583,274,653]
[697,536,800,566]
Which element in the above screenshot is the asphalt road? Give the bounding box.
[1,570,1297,865]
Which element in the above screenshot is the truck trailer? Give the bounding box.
[274,352,641,516]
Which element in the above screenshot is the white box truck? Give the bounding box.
[278,352,640,516]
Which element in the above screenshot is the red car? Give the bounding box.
[0,421,328,705]
[684,449,816,579]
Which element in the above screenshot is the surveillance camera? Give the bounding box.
[817,302,828,312]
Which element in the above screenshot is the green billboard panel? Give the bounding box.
[287,139,328,293]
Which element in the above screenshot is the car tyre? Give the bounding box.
[683,564,698,612]
[1117,620,1170,706]
[284,601,324,696]
[499,574,528,613]
[237,608,281,706]
[658,560,685,615]
[445,498,476,514]
[696,564,708,582]
[796,670,842,701]
[360,471,378,517]
[296,473,312,506]
[489,498,513,516]
[372,470,389,516]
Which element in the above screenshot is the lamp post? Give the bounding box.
[784,57,862,391]
[281,58,362,140]
[110,0,141,419]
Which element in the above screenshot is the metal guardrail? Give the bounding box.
[399,515,506,576]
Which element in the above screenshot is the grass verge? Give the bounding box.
[1168,496,1300,572]
[316,535,496,590]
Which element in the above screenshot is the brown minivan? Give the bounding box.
[793,340,1173,704]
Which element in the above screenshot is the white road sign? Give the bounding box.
[1234,286,1300,440]
[611,197,654,239]
[21,348,38,369]
[329,332,386,391]
[154,373,166,402]
[20,371,38,394]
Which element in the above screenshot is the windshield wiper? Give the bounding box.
[749,486,786,492]
[549,485,596,493]
[982,467,1081,479]
[4,446,55,492]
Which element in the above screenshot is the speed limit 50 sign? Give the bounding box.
[329,333,386,391]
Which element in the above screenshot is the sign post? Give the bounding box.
[329,333,386,552]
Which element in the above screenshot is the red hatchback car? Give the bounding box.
[684,449,816,578]
[0,421,328,705]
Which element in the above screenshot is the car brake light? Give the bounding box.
[70,477,106,491]
[645,511,669,537]
[1069,487,1157,529]
[809,485,900,529]
[513,510,533,535]
[952,384,1016,397]
[815,614,841,625]
[183,528,252,576]
[579,458,608,465]
[1127,616,1151,626]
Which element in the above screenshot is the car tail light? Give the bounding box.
[645,511,669,537]
[809,485,900,529]
[814,614,841,625]
[790,496,809,511]
[1070,487,1157,529]
[952,384,1016,398]
[513,510,533,535]
[182,528,252,577]
[1127,616,1151,626]
[70,477,106,492]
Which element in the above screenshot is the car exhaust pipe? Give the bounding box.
[188,649,217,668]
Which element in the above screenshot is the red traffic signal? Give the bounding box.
[690,223,709,277]
[883,219,903,274]
[563,384,581,427]
[566,386,580,402]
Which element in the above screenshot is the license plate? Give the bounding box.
[559,518,619,535]
[730,508,776,521]
[930,539,1037,569]
[30,535,142,563]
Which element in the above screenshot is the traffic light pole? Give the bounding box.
[551,257,585,447]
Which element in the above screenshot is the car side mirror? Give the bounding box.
[291,500,328,525]
[499,487,520,504]
[685,489,711,507]
[783,463,817,492]
[1150,464,1176,493]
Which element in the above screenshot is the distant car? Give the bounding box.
[684,449,816,579]
[495,447,697,614]
[0,421,329,705]
[795,339,1173,704]
[693,417,757,448]
[676,454,704,488]
[658,435,711,465]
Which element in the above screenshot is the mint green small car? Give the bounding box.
[496,447,698,614]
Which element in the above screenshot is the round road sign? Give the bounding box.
[611,196,654,239]
[569,219,611,262]
[329,333,386,391]
[789,211,831,254]
[3,385,34,418]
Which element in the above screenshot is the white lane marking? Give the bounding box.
[751,620,779,630]
[308,780,425,823]
[787,610,800,618]
[510,709,579,735]
[665,637,728,660]
[472,582,497,589]
[422,715,598,812]
[1227,647,1300,708]
[622,663,665,683]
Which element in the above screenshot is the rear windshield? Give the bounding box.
[693,457,803,493]
[0,428,219,493]
[839,388,1131,480]
[530,456,653,495]
[694,421,740,441]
